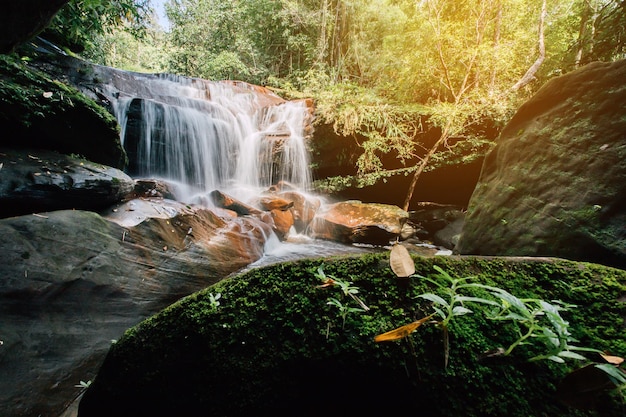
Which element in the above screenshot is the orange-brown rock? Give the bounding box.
[278,191,321,233]
[309,201,408,245]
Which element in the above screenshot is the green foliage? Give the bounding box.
[207,292,222,311]
[415,265,500,367]
[314,265,369,328]
[165,0,324,84]
[85,22,169,72]
[43,0,152,54]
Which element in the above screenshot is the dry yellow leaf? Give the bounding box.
[390,243,415,277]
[374,314,434,342]
[600,353,625,365]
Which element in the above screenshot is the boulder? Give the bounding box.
[0,148,134,219]
[209,189,263,216]
[0,201,269,417]
[278,190,321,233]
[308,201,408,245]
[75,254,626,417]
[456,60,626,269]
[0,55,126,169]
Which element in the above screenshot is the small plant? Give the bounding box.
[315,265,369,329]
[477,285,597,363]
[314,265,369,311]
[326,297,368,329]
[379,245,626,405]
[75,380,92,389]
[415,265,500,367]
[208,292,222,311]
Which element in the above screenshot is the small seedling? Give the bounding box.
[208,292,222,311]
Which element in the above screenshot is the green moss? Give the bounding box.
[81,254,626,417]
[0,54,127,168]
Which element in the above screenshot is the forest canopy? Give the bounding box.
[42,0,626,208]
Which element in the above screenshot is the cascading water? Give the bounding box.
[105,73,312,205]
[98,70,378,264]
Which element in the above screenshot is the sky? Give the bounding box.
[150,0,170,31]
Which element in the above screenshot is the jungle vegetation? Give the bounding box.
[40,0,626,209]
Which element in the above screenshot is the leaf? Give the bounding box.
[557,350,588,361]
[374,314,435,342]
[418,293,449,308]
[488,288,532,318]
[600,353,625,365]
[457,295,500,307]
[595,363,626,385]
[389,244,415,277]
[452,305,473,316]
[542,327,560,348]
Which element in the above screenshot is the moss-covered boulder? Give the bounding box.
[456,60,626,269]
[78,253,626,417]
[0,54,126,169]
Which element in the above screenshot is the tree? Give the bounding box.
[42,0,152,53]
[511,0,547,90]
[165,0,324,83]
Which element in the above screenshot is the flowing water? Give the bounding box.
[107,74,311,203]
[102,71,377,262]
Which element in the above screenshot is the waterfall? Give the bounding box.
[105,73,312,204]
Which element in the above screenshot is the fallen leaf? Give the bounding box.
[600,353,625,365]
[43,91,53,98]
[374,314,434,342]
[390,243,415,277]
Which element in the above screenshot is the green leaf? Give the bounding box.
[557,350,588,361]
[595,364,626,385]
[452,306,473,316]
[432,306,446,320]
[418,293,449,308]
[489,288,532,318]
[457,295,500,306]
[542,327,560,348]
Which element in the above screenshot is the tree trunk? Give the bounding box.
[402,123,450,211]
[511,0,547,90]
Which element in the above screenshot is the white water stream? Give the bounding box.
[100,71,379,261]
[106,73,312,205]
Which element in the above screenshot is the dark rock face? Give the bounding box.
[0,202,269,417]
[0,1,69,53]
[0,55,127,169]
[456,60,626,269]
[0,148,134,218]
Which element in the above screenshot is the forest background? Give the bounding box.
[37,0,626,210]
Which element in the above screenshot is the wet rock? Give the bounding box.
[278,190,321,233]
[0,56,126,169]
[0,148,134,219]
[308,201,408,245]
[0,201,269,417]
[209,190,262,216]
[130,178,179,200]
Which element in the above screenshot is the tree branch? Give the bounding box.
[511,0,547,91]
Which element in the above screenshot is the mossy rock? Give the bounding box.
[457,60,626,268]
[0,54,126,169]
[78,254,626,417]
